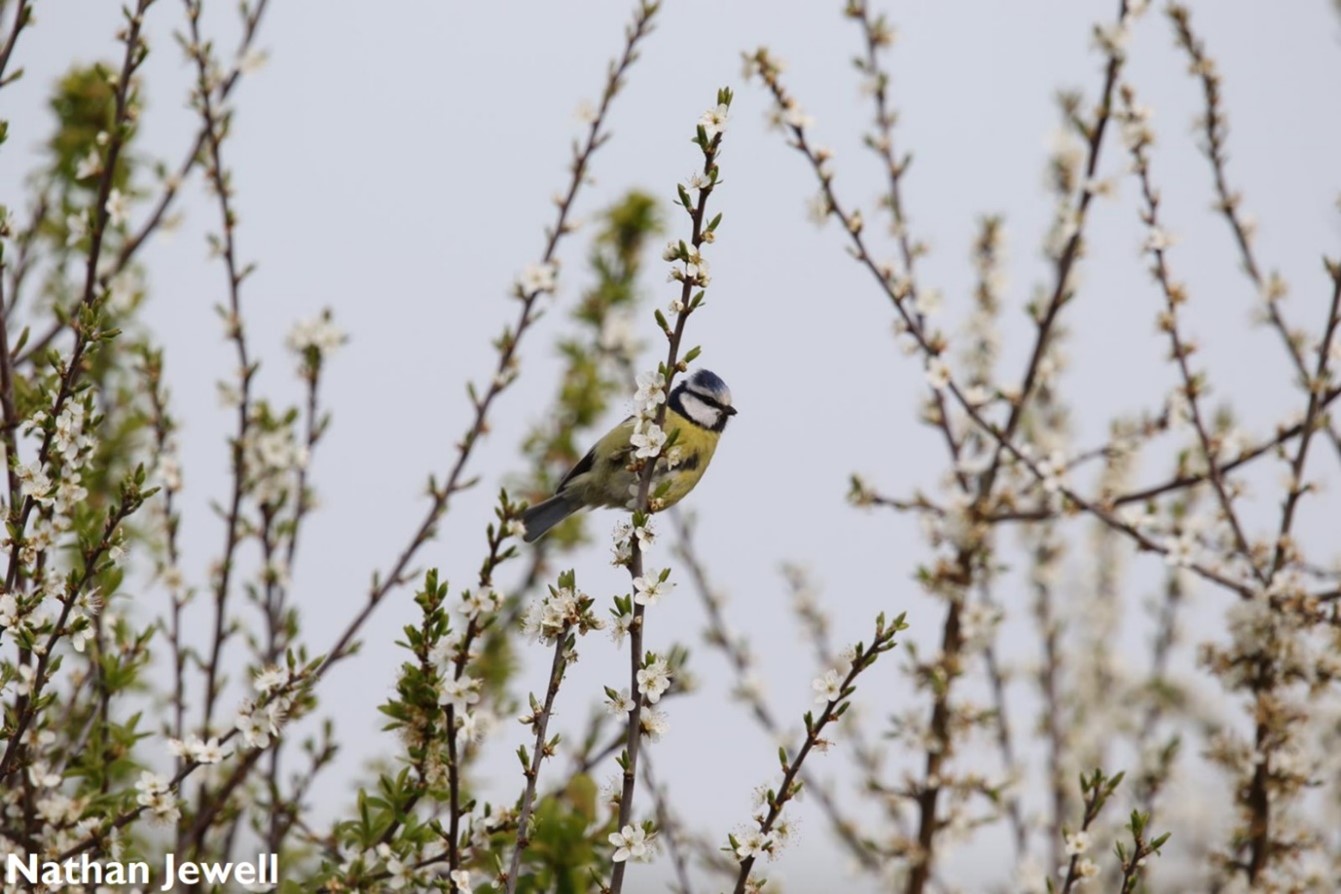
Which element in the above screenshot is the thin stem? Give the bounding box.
[750,15,1256,601]
[0,495,144,781]
[314,0,660,684]
[1168,2,1341,465]
[0,0,155,603]
[1123,83,1262,582]
[182,0,256,741]
[641,752,696,894]
[504,632,571,893]
[0,0,33,89]
[0,0,156,782]
[609,86,724,894]
[674,512,884,872]
[0,258,23,511]
[978,0,1130,500]
[732,616,903,894]
[850,0,967,489]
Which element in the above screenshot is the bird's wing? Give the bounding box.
[557,445,596,492]
[557,415,636,492]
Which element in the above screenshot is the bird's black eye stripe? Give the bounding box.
[690,391,726,410]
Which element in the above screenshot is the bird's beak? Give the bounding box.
[724,405,738,416]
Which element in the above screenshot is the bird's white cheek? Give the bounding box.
[679,393,720,429]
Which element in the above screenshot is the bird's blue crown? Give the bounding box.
[687,368,731,403]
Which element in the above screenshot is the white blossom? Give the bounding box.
[519,261,558,295]
[235,701,273,748]
[609,825,651,863]
[698,103,729,139]
[637,658,673,704]
[925,358,951,391]
[0,593,21,629]
[630,422,666,459]
[632,571,672,607]
[191,737,228,764]
[286,313,346,357]
[65,212,88,246]
[253,666,288,694]
[441,676,481,712]
[734,829,777,860]
[812,668,843,705]
[640,707,670,740]
[75,148,102,180]
[105,188,130,227]
[606,687,635,715]
[134,771,180,824]
[634,370,666,417]
[520,584,597,643]
[609,611,633,647]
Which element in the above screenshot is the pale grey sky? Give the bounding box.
[4,1,1340,890]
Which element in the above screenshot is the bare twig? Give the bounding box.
[641,751,697,894]
[505,628,574,893]
[0,0,33,89]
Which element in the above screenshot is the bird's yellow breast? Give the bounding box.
[653,409,720,505]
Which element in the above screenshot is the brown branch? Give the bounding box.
[849,0,967,489]
[674,513,886,873]
[1266,267,1341,583]
[0,0,33,89]
[313,1,660,686]
[749,10,1256,604]
[978,0,1131,500]
[1,190,48,326]
[0,8,156,802]
[0,0,155,603]
[609,84,725,894]
[0,257,23,511]
[731,614,905,894]
[115,0,271,273]
[1122,81,1263,583]
[0,489,146,781]
[750,8,1136,889]
[1168,2,1341,465]
[641,751,697,894]
[181,0,256,748]
[504,629,572,893]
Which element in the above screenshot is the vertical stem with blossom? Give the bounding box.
[606,89,731,894]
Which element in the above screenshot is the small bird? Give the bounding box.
[522,368,737,542]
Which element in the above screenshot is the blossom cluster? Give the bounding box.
[520,581,603,646]
[135,772,181,825]
[234,665,296,749]
[168,734,229,765]
[286,311,346,380]
[12,399,100,563]
[622,369,675,508]
[242,413,309,506]
[610,516,655,567]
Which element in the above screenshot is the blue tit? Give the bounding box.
[522,369,737,543]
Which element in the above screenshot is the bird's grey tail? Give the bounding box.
[521,494,582,543]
